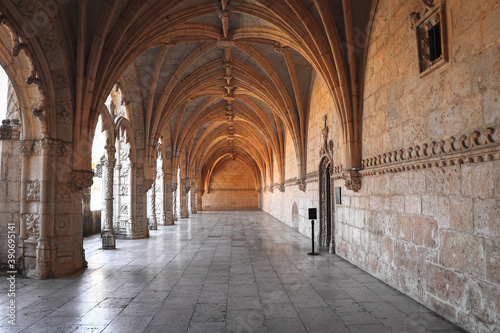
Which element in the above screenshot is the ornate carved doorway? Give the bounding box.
[319,157,334,252]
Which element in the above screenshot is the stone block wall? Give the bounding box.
[263,1,500,331]
[335,159,500,332]
[0,138,21,272]
[202,158,258,210]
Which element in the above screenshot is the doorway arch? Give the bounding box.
[319,156,335,253]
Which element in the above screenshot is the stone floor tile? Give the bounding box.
[262,302,298,319]
[102,313,153,333]
[297,306,349,333]
[76,308,122,326]
[226,309,266,332]
[336,309,380,326]
[1,211,465,333]
[191,303,227,322]
[348,323,391,333]
[266,317,307,333]
[187,321,226,333]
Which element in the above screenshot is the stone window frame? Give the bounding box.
[412,0,449,76]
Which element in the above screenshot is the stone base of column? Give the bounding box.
[35,238,53,279]
[102,230,116,249]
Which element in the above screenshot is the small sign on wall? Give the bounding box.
[335,187,341,205]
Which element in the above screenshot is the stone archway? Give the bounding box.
[319,156,334,252]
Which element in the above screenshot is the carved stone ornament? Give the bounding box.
[71,170,94,192]
[171,183,178,193]
[0,119,20,140]
[361,127,500,176]
[217,39,235,49]
[343,170,362,192]
[278,183,285,192]
[186,186,191,194]
[26,214,39,238]
[26,180,41,201]
[296,178,306,192]
[319,115,334,162]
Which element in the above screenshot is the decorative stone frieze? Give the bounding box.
[360,127,500,176]
[71,170,94,192]
[209,187,256,192]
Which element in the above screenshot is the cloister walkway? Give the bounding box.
[1,211,464,332]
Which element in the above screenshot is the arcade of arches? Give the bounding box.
[0,0,499,331]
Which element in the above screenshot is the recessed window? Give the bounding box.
[427,22,442,62]
[411,1,448,75]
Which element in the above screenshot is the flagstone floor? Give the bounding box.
[0,211,465,333]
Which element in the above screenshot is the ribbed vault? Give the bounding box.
[67,0,373,191]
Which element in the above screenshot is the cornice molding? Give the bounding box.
[360,127,499,176]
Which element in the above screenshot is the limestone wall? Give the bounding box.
[337,1,500,331]
[263,1,500,331]
[0,137,21,272]
[202,158,258,210]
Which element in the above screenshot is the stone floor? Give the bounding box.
[0,211,465,333]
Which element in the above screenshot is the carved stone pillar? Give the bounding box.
[102,152,116,249]
[127,163,136,237]
[147,175,157,230]
[36,139,56,279]
[82,187,92,236]
[197,189,202,211]
[172,182,178,221]
[18,140,32,273]
[163,173,174,225]
[190,184,197,214]
[180,178,188,218]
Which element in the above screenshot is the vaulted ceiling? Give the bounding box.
[1,0,374,187]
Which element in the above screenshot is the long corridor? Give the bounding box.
[1,211,464,333]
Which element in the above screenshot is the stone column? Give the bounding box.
[148,173,157,230]
[197,189,202,211]
[180,178,188,218]
[82,187,92,236]
[190,183,197,214]
[127,163,136,237]
[102,152,116,249]
[18,140,31,273]
[37,138,55,279]
[172,182,178,221]
[163,174,174,225]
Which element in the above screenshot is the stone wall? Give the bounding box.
[0,135,21,272]
[339,1,500,331]
[263,1,500,332]
[202,158,258,210]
